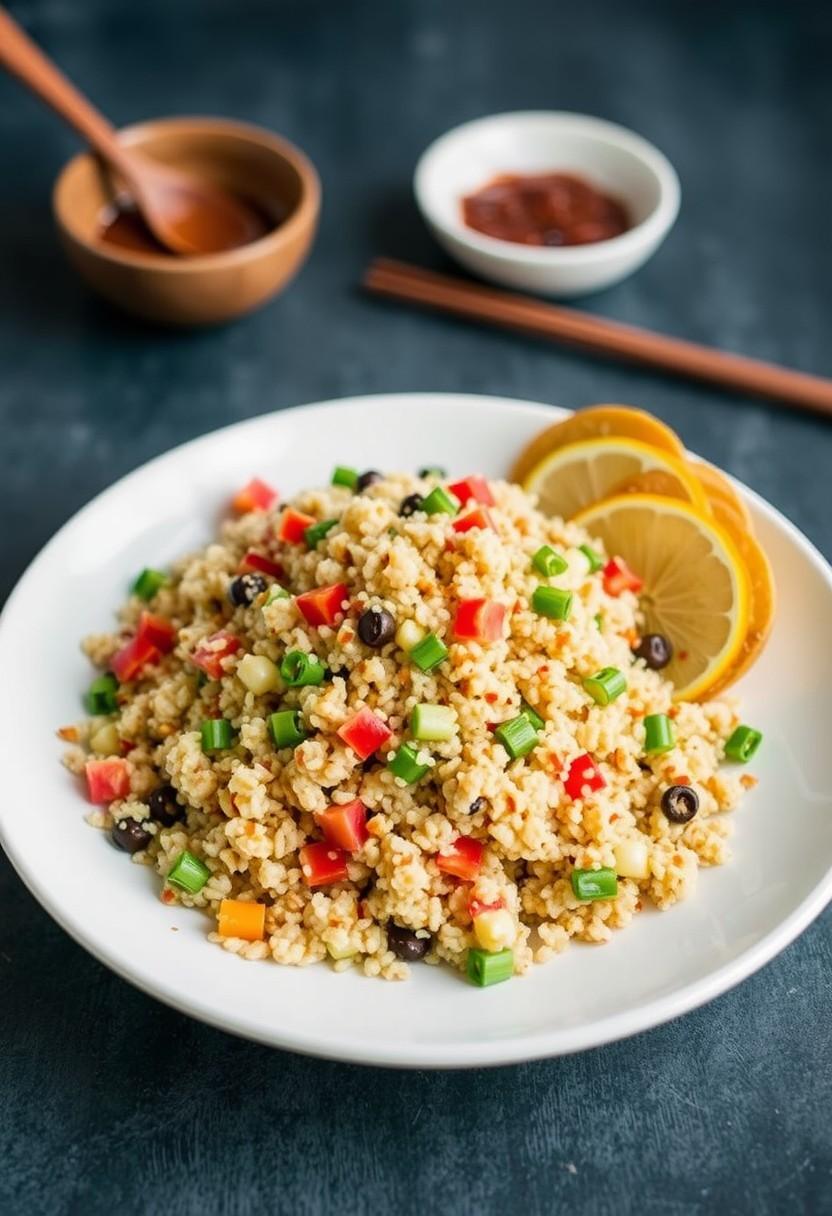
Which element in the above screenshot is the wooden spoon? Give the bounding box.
[0,6,266,255]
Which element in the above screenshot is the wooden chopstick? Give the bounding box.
[363,257,832,419]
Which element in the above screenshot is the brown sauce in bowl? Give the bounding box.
[461,171,630,247]
[98,196,280,257]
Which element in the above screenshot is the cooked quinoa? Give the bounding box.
[62,471,757,983]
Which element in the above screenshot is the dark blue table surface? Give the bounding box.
[1,1,830,1212]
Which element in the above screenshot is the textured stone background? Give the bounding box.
[0,1,830,1212]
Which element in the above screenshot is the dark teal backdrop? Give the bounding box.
[0,1,830,1212]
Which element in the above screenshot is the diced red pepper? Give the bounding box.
[603,556,644,596]
[189,630,241,680]
[452,598,506,643]
[469,896,505,919]
[110,634,160,682]
[136,611,176,653]
[231,478,278,514]
[277,508,316,544]
[295,582,349,628]
[337,707,392,760]
[451,507,495,534]
[564,753,607,800]
[239,551,285,579]
[299,842,349,887]
[315,799,369,852]
[85,758,130,804]
[436,836,485,881]
[447,475,495,507]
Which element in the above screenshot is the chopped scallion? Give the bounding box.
[494,714,539,760]
[279,649,327,687]
[532,545,568,577]
[84,673,119,715]
[724,724,762,763]
[579,543,604,573]
[331,466,359,490]
[410,704,457,742]
[583,667,627,706]
[268,709,308,749]
[387,742,430,784]
[167,850,211,894]
[200,718,233,752]
[409,633,449,672]
[644,713,675,755]
[466,947,513,986]
[571,867,618,901]
[304,519,339,549]
[531,585,573,621]
[131,568,169,601]
[421,486,460,516]
[519,699,545,731]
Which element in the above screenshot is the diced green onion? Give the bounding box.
[532,545,568,577]
[579,543,603,573]
[418,466,447,478]
[411,704,457,742]
[583,667,627,706]
[644,713,675,755]
[304,519,339,549]
[84,673,119,715]
[264,584,290,604]
[724,724,762,763]
[409,633,449,672]
[268,709,308,748]
[422,486,460,516]
[519,699,545,731]
[531,585,573,621]
[331,466,359,490]
[279,650,327,687]
[167,850,211,894]
[200,718,233,752]
[594,613,603,630]
[495,714,539,760]
[466,947,513,987]
[571,867,618,901]
[388,742,430,783]
[131,567,169,601]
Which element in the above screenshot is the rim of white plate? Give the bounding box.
[1,392,831,1068]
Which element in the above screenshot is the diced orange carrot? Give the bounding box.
[217,899,266,941]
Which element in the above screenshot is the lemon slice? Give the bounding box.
[523,437,711,521]
[705,518,775,697]
[510,404,685,485]
[573,494,750,700]
[689,459,754,534]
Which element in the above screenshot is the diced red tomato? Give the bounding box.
[436,836,485,881]
[277,508,316,544]
[110,634,160,682]
[469,896,505,919]
[452,598,506,643]
[136,611,176,654]
[337,707,392,760]
[189,630,241,680]
[299,842,349,887]
[451,507,495,534]
[447,475,495,507]
[295,582,349,628]
[238,551,284,579]
[231,478,278,514]
[85,758,130,804]
[603,556,644,596]
[564,753,607,800]
[315,799,369,852]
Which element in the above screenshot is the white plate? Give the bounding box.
[1,393,831,1068]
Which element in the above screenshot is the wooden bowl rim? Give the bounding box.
[52,115,321,272]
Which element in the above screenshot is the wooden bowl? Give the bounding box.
[53,116,320,326]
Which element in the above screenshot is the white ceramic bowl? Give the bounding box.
[414,112,681,297]
[1,394,831,1068]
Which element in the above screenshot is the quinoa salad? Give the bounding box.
[61,467,761,986]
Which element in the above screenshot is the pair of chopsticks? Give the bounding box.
[363,258,832,419]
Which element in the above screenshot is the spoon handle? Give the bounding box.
[0,6,135,176]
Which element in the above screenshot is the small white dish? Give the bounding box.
[1,393,830,1068]
[414,111,681,297]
